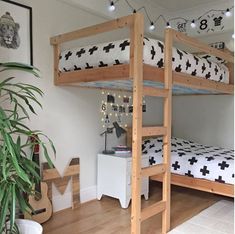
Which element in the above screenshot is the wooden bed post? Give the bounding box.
[130,13,144,234]
[52,42,60,84]
[162,28,173,233]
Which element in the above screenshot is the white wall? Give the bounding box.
[173,95,234,149]
[5,0,163,211]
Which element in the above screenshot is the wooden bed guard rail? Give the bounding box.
[50,13,234,93]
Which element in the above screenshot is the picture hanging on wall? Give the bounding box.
[0,0,33,65]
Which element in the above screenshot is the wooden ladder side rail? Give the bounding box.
[130,13,144,234]
[162,28,173,234]
[50,15,135,85]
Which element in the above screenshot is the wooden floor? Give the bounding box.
[43,181,229,234]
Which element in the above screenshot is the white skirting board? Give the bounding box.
[52,186,97,212]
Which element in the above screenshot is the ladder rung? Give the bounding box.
[142,126,167,137]
[141,163,166,177]
[143,86,169,98]
[141,201,166,221]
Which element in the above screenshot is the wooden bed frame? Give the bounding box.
[126,128,234,198]
[50,13,234,234]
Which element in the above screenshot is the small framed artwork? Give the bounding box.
[0,0,33,65]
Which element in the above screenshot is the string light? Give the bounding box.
[190,19,196,28]
[109,1,116,12]
[149,22,155,31]
[106,0,233,33]
[225,8,231,17]
[166,22,171,28]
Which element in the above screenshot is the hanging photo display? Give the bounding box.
[100,90,146,128]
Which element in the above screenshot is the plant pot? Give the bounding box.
[15,219,43,234]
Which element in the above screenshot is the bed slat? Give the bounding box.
[142,164,166,177]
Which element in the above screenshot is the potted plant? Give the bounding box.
[0,62,55,233]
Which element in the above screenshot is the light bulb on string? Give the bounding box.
[166,22,171,28]
[225,8,231,17]
[149,22,155,31]
[108,1,115,12]
[190,20,196,28]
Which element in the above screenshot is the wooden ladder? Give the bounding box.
[130,14,173,234]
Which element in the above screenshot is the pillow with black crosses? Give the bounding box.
[198,54,226,64]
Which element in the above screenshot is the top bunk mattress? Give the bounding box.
[59,37,229,84]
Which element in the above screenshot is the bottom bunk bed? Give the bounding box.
[127,129,234,197]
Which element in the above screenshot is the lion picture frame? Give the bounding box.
[0,0,33,65]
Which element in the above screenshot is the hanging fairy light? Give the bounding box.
[109,1,116,12]
[225,8,231,17]
[166,22,171,28]
[149,22,155,31]
[190,19,196,28]
[106,0,233,34]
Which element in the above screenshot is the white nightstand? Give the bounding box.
[97,153,149,209]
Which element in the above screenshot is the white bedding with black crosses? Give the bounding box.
[59,37,229,83]
[142,137,234,184]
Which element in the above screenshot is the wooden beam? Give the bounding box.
[141,164,166,177]
[172,29,234,63]
[55,64,129,85]
[142,126,167,137]
[162,28,173,233]
[53,44,60,85]
[141,201,166,221]
[130,13,144,234]
[143,86,169,97]
[50,15,134,45]
[151,173,234,198]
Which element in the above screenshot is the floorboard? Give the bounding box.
[43,181,230,234]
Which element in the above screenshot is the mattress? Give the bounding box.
[59,37,229,84]
[142,137,234,184]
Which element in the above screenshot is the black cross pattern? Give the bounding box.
[214,66,218,75]
[85,63,93,69]
[74,65,81,71]
[155,149,162,153]
[225,157,233,160]
[65,51,72,60]
[205,72,211,79]
[99,61,108,67]
[178,152,186,157]
[215,176,225,183]
[183,141,189,144]
[201,63,206,73]
[142,144,146,151]
[219,74,223,81]
[149,157,156,165]
[59,54,62,60]
[143,150,148,154]
[188,157,198,165]
[206,156,214,161]
[103,43,115,53]
[157,58,164,68]
[172,161,180,171]
[176,142,183,146]
[89,46,98,55]
[114,59,122,65]
[119,40,130,51]
[158,41,164,53]
[157,139,162,142]
[185,170,194,177]
[144,139,150,144]
[186,60,191,70]
[76,48,85,57]
[207,60,212,68]
[232,174,234,178]
[218,161,229,170]
[172,143,177,147]
[193,56,199,65]
[176,49,183,60]
[151,46,156,60]
[200,166,210,176]
[175,65,182,72]
[149,144,155,149]
[63,67,69,72]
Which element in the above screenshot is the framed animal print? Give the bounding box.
[0,0,33,65]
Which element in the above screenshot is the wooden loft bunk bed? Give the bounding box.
[50,13,234,234]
